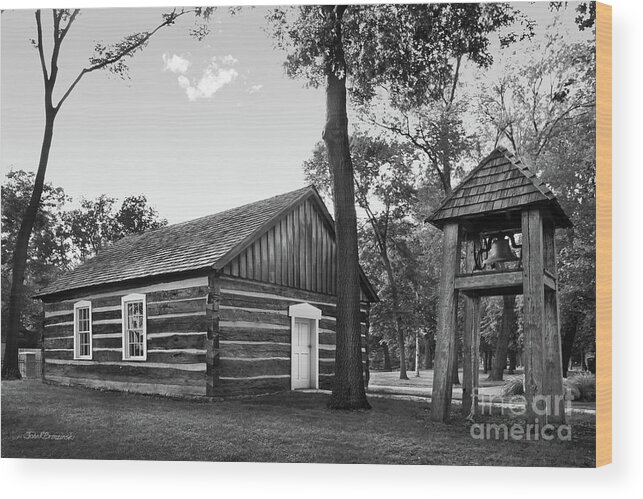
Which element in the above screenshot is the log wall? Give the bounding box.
[215,275,369,396]
[42,273,371,399]
[42,276,209,397]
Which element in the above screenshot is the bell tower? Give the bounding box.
[427,147,571,424]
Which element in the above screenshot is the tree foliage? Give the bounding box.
[304,134,423,377]
[474,25,596,373]
[1,170,166,347]
[2,7,217,378]
[269,3,526,108]
[268,2,530,398]
[64,195,167,262]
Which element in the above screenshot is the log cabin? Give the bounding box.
[34,186,378,398]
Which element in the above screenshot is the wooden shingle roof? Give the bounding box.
[427,147,571,229]
[34,186,377,301]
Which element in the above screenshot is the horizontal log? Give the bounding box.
[319,362,336,375]
[454,270,523,295]
[45,375,207,397]
[319,349,335,360]
[44,361,206,385]
[219,325,290,343]
[44,337,73,350]
[46,332,207,353]
[91,336,123,349]
[44,308,74,320]
[218,293,368,323]
[220,276,337,306]
[219,293,340,318]
[43,285,211,317]
[149,333,206,350]
[147,298,205,317]
[210,376,290,397]
[319,319,337,331]
[319,331,336,344]
[319,376,334,390]
[220,341,290,359]
[219,306,289,326]
[45,349,206,364]
[43,324,73,337]
[146,286,209,303]
[91,309,121,321]
[147,314,208,334]
[45,294,122,312]
[44,302,75,314]
[219,358,290,378]
[40,276,209,304]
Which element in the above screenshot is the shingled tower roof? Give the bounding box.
[427,147,571,230]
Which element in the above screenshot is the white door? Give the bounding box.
[292,319,312,389]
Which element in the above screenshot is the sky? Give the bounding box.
[0,2,591,225]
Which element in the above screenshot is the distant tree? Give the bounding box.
[2,169,168,351]
[2,171,71,346]
[305,134,419,379]
[2,7,214,379]
[476,28,596,376]
[64,194,167,262]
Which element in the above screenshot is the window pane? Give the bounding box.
[125,299,145,358]
[76,307,90,334]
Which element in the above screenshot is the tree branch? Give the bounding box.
[55,9,194,111]
[446,54,462,109]
[58,9,80,43]
[34,10,49,82]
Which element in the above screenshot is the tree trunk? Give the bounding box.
[488,295,516,381]
[395,315,409,380]
[324,6,369,410]
[415,332,421,377]
[379,246,408,380]
[483,351,491,373]
[561,311,579,377]
[508,349,517,374]
[424,335,433,369]
[2,107,56,379]
[382,341,392,371]
[451,335,460,385]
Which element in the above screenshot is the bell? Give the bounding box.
[483,237,519,268]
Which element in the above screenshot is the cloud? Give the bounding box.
[173,55,239,102]
[162,54,190,74]
[185,67,238,101]
[221,54,238,65]
[248,84,263,94]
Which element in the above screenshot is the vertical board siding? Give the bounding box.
[222,199,343,296]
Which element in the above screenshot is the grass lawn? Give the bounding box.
[1,380,595,466]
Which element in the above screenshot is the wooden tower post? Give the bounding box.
[430,222,461,422]
[462,232,481,417]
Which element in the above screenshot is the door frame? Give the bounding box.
[288,303,321,390]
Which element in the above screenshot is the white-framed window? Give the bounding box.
[73,300,92,360]
[121,293,147,361]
